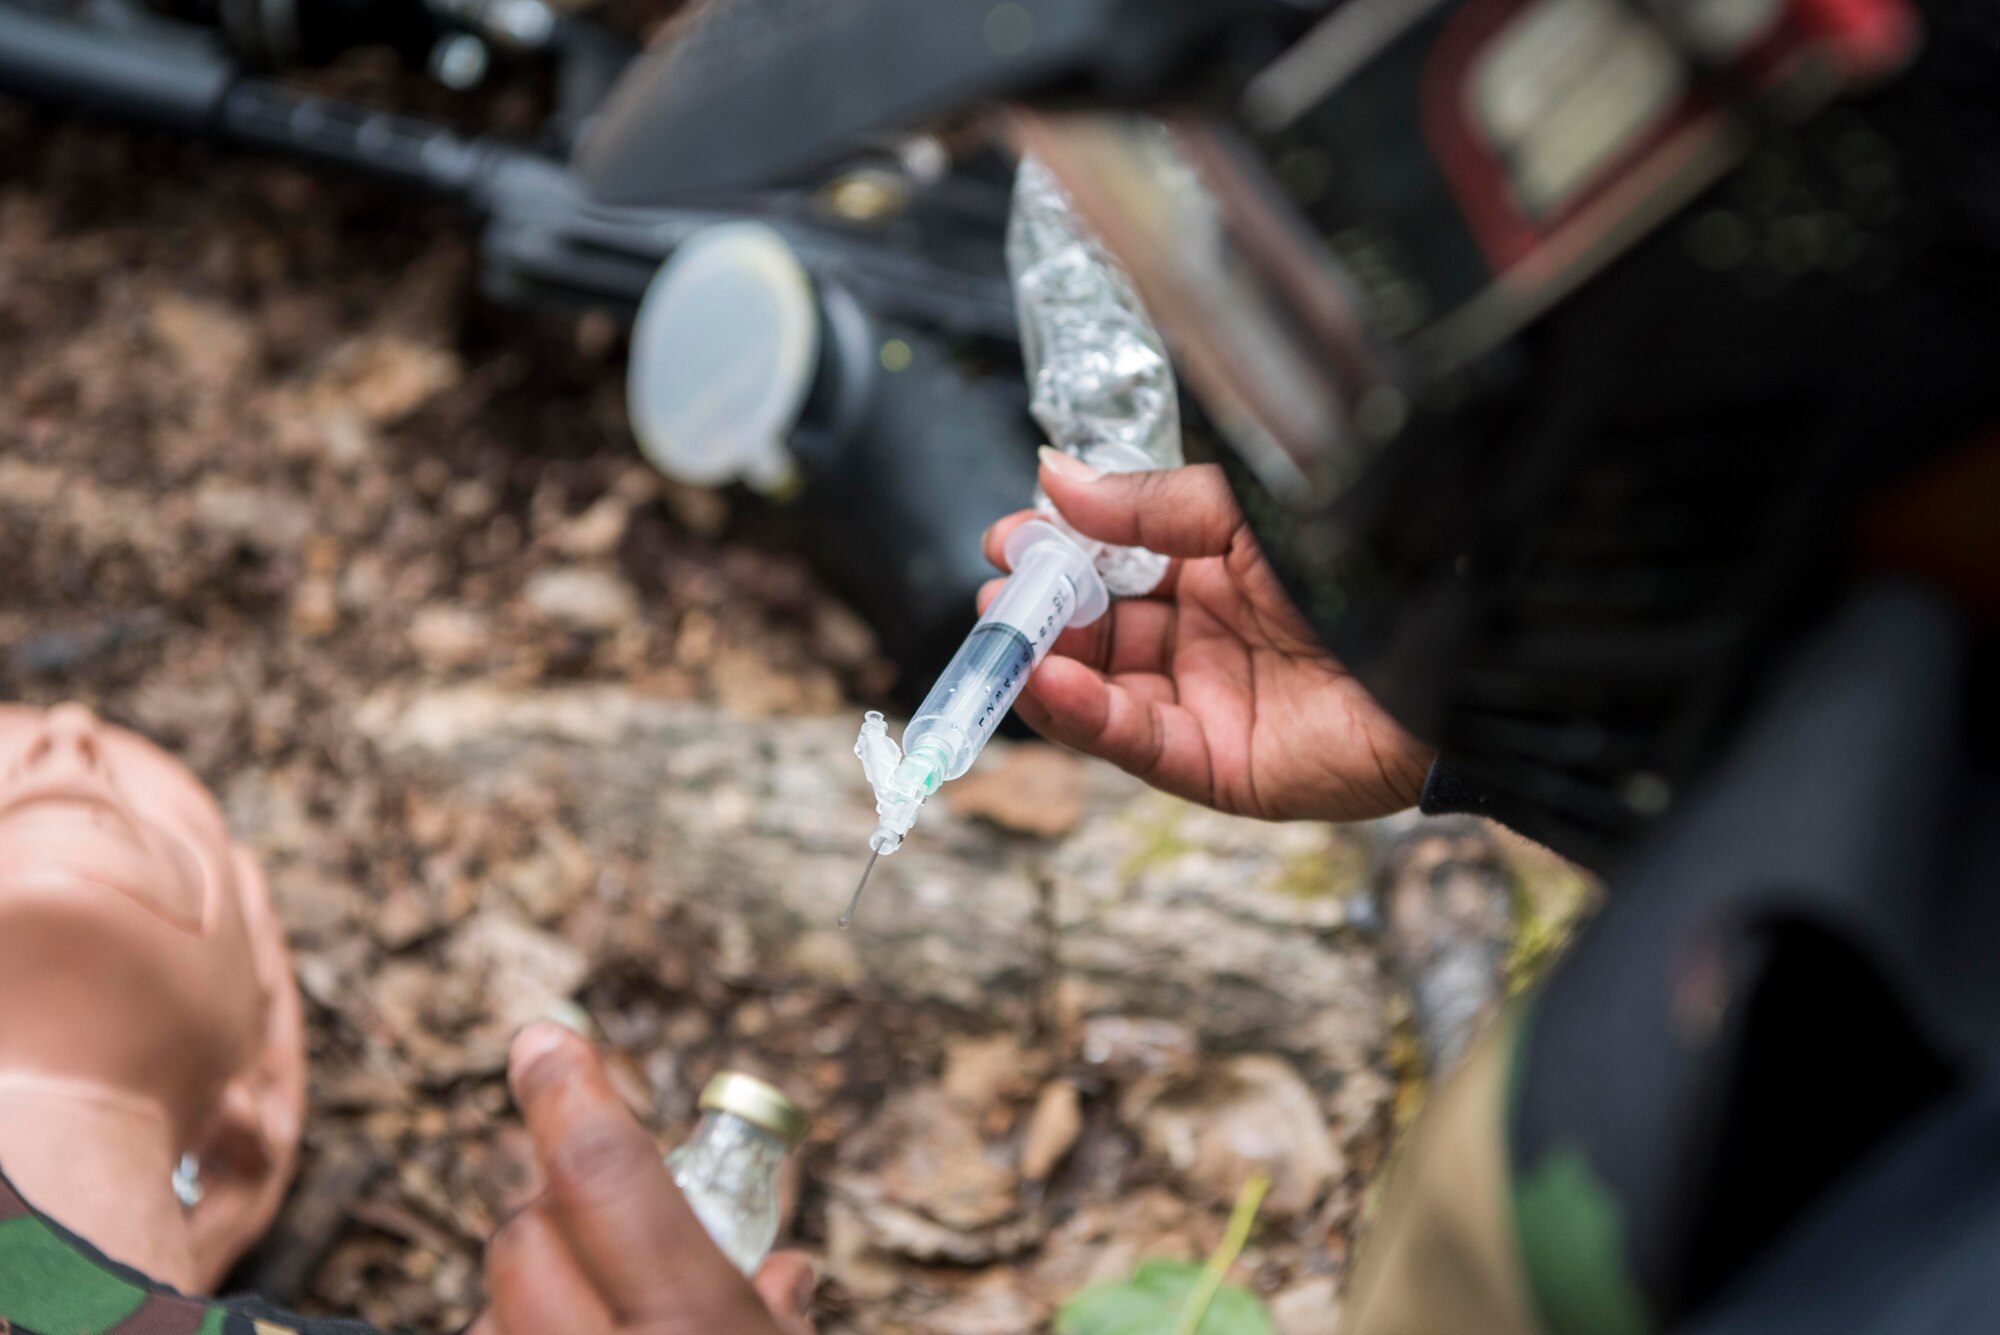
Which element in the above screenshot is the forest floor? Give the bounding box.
[0,44,1590,1334]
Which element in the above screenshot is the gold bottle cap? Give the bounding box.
[699,1072,808,1148]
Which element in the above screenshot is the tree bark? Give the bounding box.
[353,685,1400,1088]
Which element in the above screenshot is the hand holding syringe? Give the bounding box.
[843,152,1181,924]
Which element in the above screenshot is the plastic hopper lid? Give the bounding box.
[626,221,819,493]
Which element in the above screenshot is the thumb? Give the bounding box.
[1038,453,1244,559]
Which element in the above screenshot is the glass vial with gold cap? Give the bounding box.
[666,1072,808,1274]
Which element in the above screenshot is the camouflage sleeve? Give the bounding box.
[0,1168,393,1335]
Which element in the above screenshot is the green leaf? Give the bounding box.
[1057,1260,1276,1335]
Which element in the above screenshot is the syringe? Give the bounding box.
[845,518,1108,924]
[843,150,1180,925]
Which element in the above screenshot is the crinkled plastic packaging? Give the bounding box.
[1008,152,1184,596]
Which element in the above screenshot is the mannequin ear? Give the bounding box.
[183,845,307,1292]
[206,1080,280,1184]
[225,842,305,1161]
[184,1074,292,1290]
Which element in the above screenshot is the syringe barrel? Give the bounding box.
[903,529,1100,781]
[981,536,1092,670]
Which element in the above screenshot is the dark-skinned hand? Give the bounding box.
[468,1024,816,1335]
[981,452,1434,823]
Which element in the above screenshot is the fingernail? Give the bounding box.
[793,1264,818,1314]
[1038,446,1099,484]
[542,999,594,1038]
[510,1022,572,1084]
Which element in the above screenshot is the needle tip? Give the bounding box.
[839,849,881,929]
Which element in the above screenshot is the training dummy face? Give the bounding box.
[0,704,304,1291]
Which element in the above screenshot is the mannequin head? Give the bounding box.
[0,703,304,1291]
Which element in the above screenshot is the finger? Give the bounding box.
[1014,657,1217,803]
[974,589,1181,680]
[980,511,1042,572]
[1039,457,1245,559]
[508,1024,766,1326]
[483,1200,614,1335]
[983,509,1189,602]
[753,1252,818,1335]
[1104,670,1179,706]
[465,1316,502,1335]
[1057,599,1180,678]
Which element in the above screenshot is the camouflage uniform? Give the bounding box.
[0,1173,385,1335]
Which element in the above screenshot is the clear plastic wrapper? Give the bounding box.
[844,150,1190,905]
[1008,152,1184,596]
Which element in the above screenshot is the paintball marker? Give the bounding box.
[0,0,1046,691]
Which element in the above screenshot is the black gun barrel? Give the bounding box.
[0,4,500,196]
[0,4,232,130]
[217,81,489,193]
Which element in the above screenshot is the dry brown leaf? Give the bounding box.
[941,1034,1040,1110]
[945,744,1087,838]
[832,1086,1034,1262]
[922,1271,1048,1335]
[407,605,491,671]
[524,566,640,633]
[445,912,590,1033]
[148,294,259,387]
[1269,1276,1343,1335]
[1121,1054,1341,1219]
[319,334,462,426]
[1018,1080,1083,1182]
